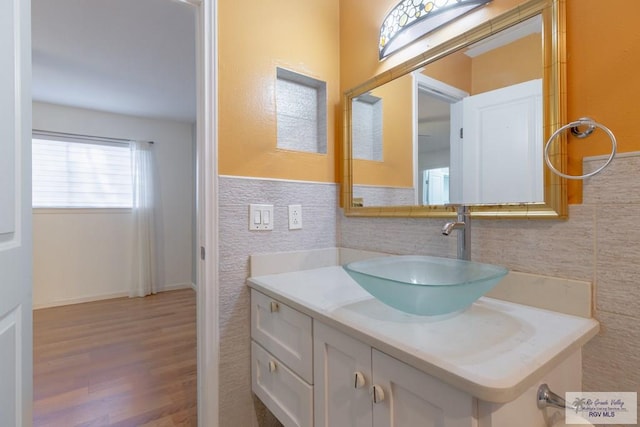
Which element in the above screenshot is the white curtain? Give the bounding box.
[130,141,157,297]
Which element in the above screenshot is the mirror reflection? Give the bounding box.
[351,15,544,208]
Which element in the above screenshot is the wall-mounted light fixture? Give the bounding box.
[379,0,492,60]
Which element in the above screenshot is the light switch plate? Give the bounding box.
[249,204,274,231]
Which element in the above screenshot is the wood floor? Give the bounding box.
[33,289,197,427]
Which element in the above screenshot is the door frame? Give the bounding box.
[412,73,468,204]
[191,0,219,426]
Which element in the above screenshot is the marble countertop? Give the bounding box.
[247,265,599,403]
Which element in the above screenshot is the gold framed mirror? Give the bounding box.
[343,0,567,219]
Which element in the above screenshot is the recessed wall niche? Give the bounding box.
[352,93,383,161]
[276,67,327,154]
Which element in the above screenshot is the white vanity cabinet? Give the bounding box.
[314,321,475,427]
[250,289,313,427]
[248,265,597,427]
[251,290,472,427]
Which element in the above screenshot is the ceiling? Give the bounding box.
[32,0,197,123]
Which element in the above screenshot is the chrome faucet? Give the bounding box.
[442,205,471,261]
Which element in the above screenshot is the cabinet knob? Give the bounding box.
[270,301,279,313]
[354,371,366,389]
[268,360,277,373]
[371,385,385,403]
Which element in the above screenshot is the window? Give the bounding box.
[32,133,133,208]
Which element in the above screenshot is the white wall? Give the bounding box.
[32,102,195,308]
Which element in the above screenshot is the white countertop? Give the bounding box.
[247,266,599,403]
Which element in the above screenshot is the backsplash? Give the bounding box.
[339,152,640,398]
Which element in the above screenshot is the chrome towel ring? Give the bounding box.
[544,117,617,180]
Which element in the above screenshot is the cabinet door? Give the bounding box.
[314,322,372,427]
[372,350,475,427]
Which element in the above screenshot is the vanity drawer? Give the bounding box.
[251,289,313,383]
[252,341,313,427]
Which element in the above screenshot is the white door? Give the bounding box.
[452,79,543,204]
[314,322,372,427]
[371,350,474,427]
[0,0,32,426]
[423,168,449,205]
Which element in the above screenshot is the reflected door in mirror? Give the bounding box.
[450,79,543,204]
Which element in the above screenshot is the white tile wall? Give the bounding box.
[580,153,640,405]
[582,311,640,395]
[352,184,416,206]
[218,176,337,427]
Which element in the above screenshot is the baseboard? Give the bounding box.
[160,282,196,292]
[33,291,129,310]
[33,283,197,310]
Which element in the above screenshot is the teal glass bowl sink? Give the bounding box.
[343,256,508,316]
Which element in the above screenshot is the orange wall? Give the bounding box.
[472,33,542,94]
[218,0,339,182]
[353,74,414,187]
[420,33,541,96]
[218,0,640,201]
[566,0,640,203]
[422,53,472,94]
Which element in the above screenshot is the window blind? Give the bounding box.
[32,134,133,208]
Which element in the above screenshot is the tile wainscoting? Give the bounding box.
[219,153,640,425]
[218,176,338,427]
[339,152,640,402]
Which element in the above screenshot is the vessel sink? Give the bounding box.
[343,255,508,316]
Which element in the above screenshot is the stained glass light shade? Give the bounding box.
[379,0,492,59]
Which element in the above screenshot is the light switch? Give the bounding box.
[249,204,274,231]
